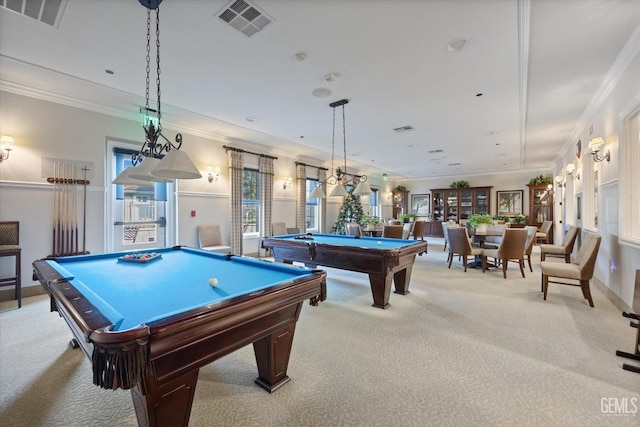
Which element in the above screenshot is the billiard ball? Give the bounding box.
[377,241,382,245]
[208,278,219,287]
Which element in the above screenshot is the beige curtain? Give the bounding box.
[227,149,244,255]
[258,156,274,257]
[296,163,307,233]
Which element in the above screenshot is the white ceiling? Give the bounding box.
[1,0,639,181]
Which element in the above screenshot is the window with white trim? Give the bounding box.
[621,105,640,244]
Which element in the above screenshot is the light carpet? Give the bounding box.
[1,241,638,426]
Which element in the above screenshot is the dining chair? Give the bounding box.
[382,225,403,239]
[412,221,426,240]
[344,222,362,236]
[523,226,538,272]
[482,228,529,278]
[446,226,484,272]
[272,222,288,236]
[482,224,509,249]
[0,221,21,308]
[402,222,415,239]
[198,225,232,254]
[536,220,553,244]
[540,226,580,262]
[540,233,601,307]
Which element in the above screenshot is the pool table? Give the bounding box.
[32,246,326,427]
[262,233,427,309]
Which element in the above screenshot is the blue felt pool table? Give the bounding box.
[262,233,427,309]
[32,246,326,427]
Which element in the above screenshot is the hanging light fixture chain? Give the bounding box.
[145,5,151,112]
[155,5,161,132]
[341,104,347,180]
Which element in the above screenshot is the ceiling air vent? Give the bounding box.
[393,125,414,133]
[217,0,272,38]
[428,149,444,154]
[1,0,67,28]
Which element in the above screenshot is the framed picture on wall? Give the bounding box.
[496,190,523,217]
[411,194,430,216]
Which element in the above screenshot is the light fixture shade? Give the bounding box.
[353,180,372,196]
[329,184,349,197]
[151,149,202,179]
[309,185,326,199]
[588,136,604,150]
[128,157,173,182]
[112,166,154,185]
[566,163,575,174]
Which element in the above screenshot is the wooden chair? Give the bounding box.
[382,225,403,239]
[412,221,426,240]
[344,222,362,236]
[523,226,538,272]
[286,227,300,234]
[541,233,601,307]
[482,228,529,278]
[271,222,287,236]
[536,220,553,244]
[0,221,21,308]
[540,226,580,262]
[446,226,484,272]
[197,225,231,254]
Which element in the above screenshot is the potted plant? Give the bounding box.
[467,214,494,232]
[450,180,470,188]
[400,213,416,223]
[512,214,528,225]
[393,185,407,192]
[360,215,380,230]
[528,175,553,185]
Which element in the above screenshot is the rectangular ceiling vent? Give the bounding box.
[428,149,444,154]
[1,0,67,28]
[393,125,414,133]
[217,0,272,38]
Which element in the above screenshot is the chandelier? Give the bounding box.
[309,99,371,198]
[113,0,201,184]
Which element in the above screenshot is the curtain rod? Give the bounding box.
[295,161,328,171]
[223,145,277,160]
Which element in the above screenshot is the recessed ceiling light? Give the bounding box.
[324,72,339,82]
[445,37,472,53]
[295,52,307,61]
[485,131,498,136]
[312,87,332,98]
[407,144,417,148]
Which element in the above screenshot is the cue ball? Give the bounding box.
[377,241,382,245]
[208,278,218,287]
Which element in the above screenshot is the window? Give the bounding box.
[242,168,259,234]
[306,179,319,231]
[621,105,640,244]
[360,187,380,218]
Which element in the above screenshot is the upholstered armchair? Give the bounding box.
[540,226,580,262]
[344,222,362,236]
[536,220,553,244]
[198,225,231,254]
[447,226,484,272]
[540,233,601,307]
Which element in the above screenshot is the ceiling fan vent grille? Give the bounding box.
[1,0,67,28]
[217,0,272,38]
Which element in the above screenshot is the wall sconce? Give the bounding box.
[0,135,14,163]
[282,176,292,190]
[588,136,610,162]
[566,163,580,180]
[207,166,220,183]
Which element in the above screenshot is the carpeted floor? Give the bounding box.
[1,240,638,426]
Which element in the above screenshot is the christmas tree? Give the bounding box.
[331,191,364,234]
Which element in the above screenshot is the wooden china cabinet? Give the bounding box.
[527,183,553,228]
[392,189,409,219]
[428,186,491,236]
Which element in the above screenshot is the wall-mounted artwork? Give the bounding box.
[496,190,523,217]
[411,194,430,216]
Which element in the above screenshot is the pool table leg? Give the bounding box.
[253,323,296,393]
[393,264,414,295]
[368,273,392,309]
[131,369,199,427]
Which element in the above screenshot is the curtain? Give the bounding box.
[318,168,327,233]
[296,163,307,233]
[258,156,274,257]
[227,150,244,255]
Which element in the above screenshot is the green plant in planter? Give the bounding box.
[493,215,511,223]
[450,180,470,188]
[467,214,494,229]
[528,175,553,185]
[360,215,380,227]
[512,214,528,224]
[393,185,407,192]
[400,213,416,223]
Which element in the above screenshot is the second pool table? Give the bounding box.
[262,233,427,309]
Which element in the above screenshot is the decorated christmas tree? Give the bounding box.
[331,191,364,234]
